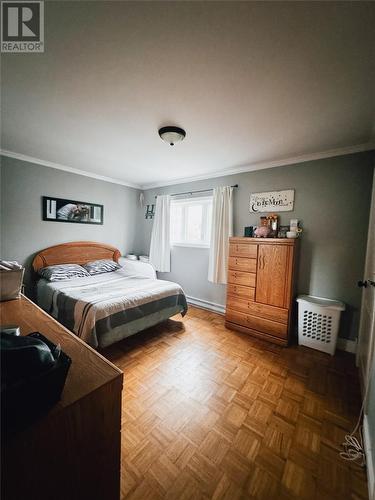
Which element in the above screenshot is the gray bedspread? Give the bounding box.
[37,269,187,348]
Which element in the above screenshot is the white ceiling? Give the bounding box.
[1,1,374,189]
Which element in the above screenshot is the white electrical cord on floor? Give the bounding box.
[340,427,366,466]
[340,340,374,467]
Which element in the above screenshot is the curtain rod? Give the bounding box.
[155,184,238,199]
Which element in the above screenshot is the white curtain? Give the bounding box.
[149,195,171,272]
[208,186,234,283]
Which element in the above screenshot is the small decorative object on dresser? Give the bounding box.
[254,225,270,238]
[244,226,253,237]
[287,230,298,238]
[287,219,303,238]
[290,218,299,230]
[225,237,298,346]
[278,225,290,238]
[266,213,278,237]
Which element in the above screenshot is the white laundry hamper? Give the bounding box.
[296,295,345,355]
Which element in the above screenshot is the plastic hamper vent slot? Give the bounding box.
[302,311,332,343]
[297,295,345,356]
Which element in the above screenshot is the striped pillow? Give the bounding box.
[83,259,120,275]
[38,264,90,282]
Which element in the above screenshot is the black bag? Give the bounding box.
[1,331,72,434]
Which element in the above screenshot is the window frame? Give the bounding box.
[170,195,213,249]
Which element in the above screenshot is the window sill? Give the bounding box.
[171,242,210,249]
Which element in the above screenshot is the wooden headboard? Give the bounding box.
[32,241,121,271]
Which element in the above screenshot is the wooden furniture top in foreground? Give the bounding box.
[32,240,121,271]
[1,295,123,500]
[0,294,122,409]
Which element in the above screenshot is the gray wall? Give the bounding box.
[135,151,375,340]
[1,152,373,341]
[0,155,140,295]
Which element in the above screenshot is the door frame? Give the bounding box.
[356,167,375,382]
[356,167,375,500]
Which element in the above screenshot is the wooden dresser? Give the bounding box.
[225,237,298,345]
[1,295,123,500]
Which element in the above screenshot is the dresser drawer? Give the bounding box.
[226,297,288,324]
[228,257,257,273]
[226,309,288,338]
[229,243,258,258]
[227,284,255,300]
[228,270,256,287]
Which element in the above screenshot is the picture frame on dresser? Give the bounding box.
[278,225,290,238]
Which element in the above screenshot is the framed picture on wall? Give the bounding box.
[42,196,103,225]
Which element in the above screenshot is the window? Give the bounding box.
[170,196,212,247]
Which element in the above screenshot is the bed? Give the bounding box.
[32,242,188,348]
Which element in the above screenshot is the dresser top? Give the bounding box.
[0,295,123,412]
[230,237,298,245]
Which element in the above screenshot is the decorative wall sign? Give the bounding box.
[145,204,155,219]
[249,189,295,213]
[42,196,103,224]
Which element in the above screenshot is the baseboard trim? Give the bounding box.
[364,414,375,500]
[337,337,357,354]
[184,301,359,353]
[186,296,225,315]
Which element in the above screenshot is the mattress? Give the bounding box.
[37,268,187,348]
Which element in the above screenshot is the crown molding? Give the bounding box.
[1,142,374,192]
[140,141,375,190]
[0,149,141,189]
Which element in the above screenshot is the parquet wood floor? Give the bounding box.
[104,307,368,500]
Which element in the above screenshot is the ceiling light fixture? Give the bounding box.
[158,126,186,146]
